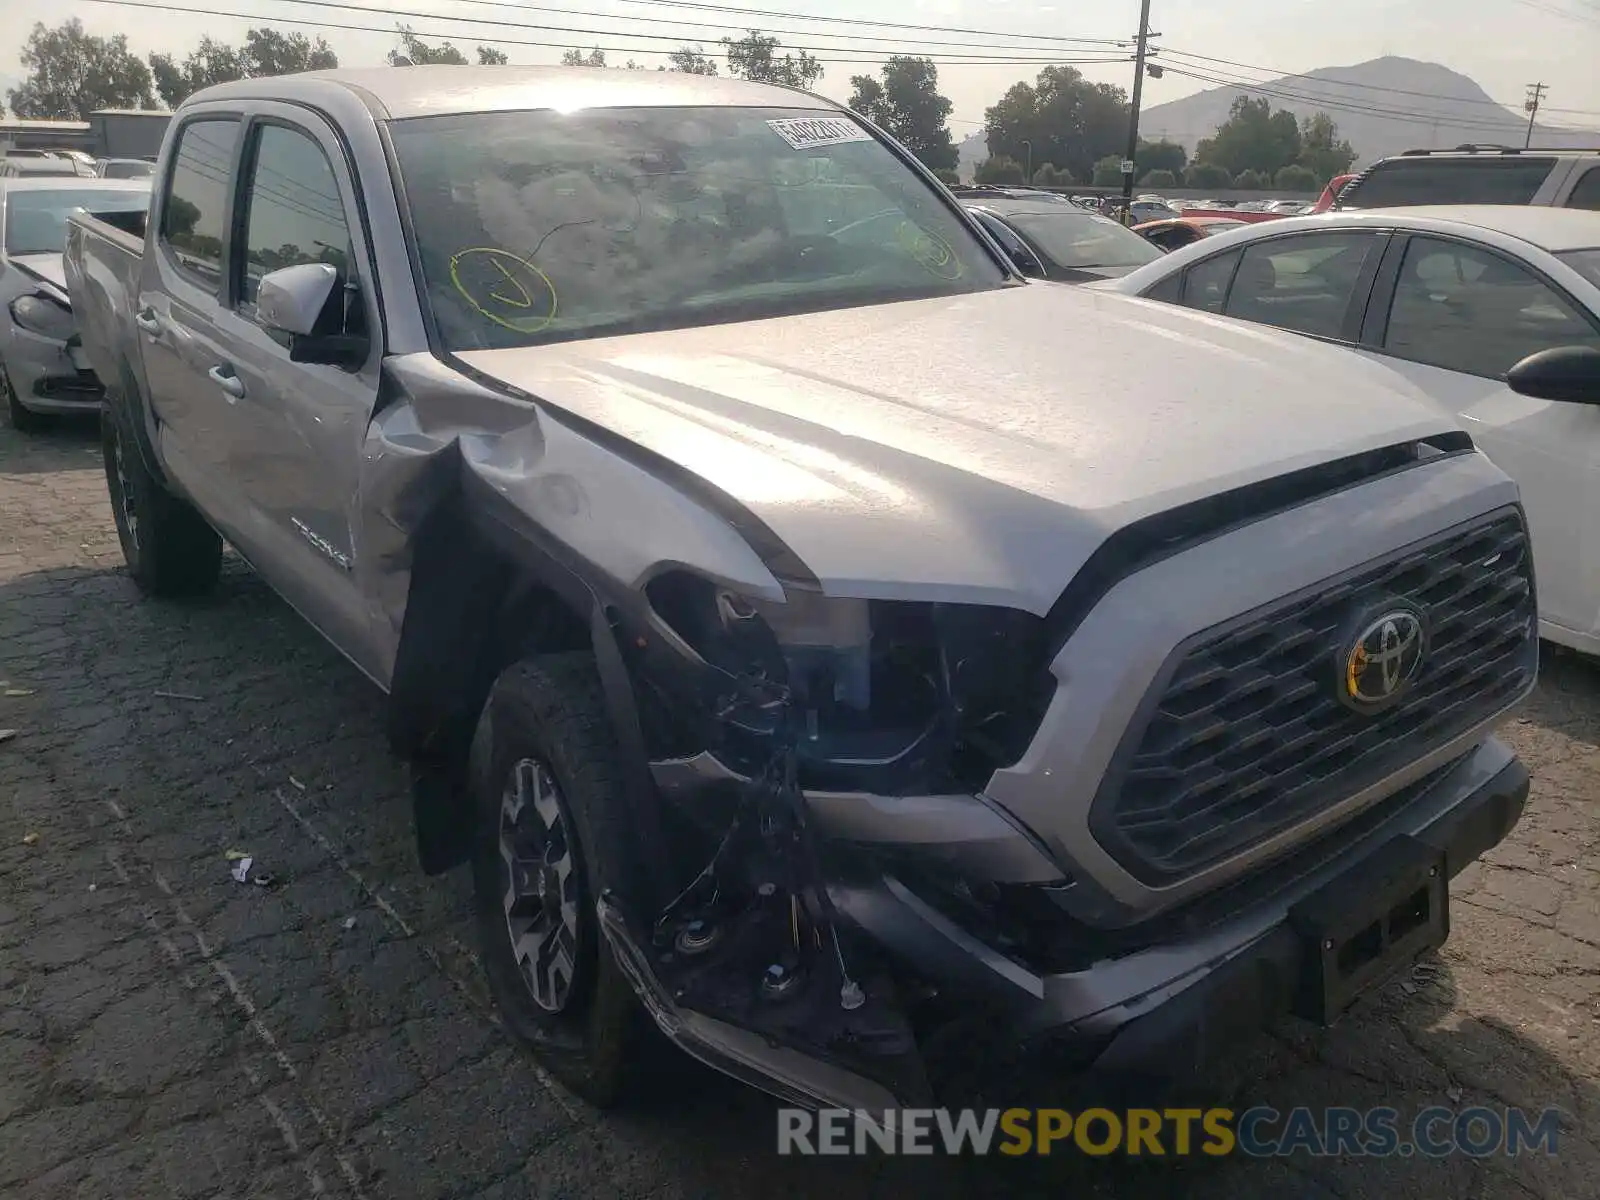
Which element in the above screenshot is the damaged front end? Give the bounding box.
[597,571,1072,1109]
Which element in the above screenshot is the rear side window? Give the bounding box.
[1223,232,1380,340]
[1339,157,1555,208]
[160,118,240,287]
[1566,167,1600,211]
[1180,249,1241,313]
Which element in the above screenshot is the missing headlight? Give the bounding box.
[643,571,1054,793]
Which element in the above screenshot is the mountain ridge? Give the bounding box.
[956,57,1599,180]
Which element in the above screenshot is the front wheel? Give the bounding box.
[2,360,45,432]
[469,653,653,1106]
[102,405,222,597]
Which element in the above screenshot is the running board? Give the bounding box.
[597,893,918,1111]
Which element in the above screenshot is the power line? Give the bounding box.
[1160,46,1600,117]
[568,0,1128,45]
[75,0,1131,65]
[133,0,1131,62]
[333,0,1130,56]
[1525,81,1547,148]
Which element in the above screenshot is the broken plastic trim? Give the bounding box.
[597,892,914,1110]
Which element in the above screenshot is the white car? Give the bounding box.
[1103,205,1600,653]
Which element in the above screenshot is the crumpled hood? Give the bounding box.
[456,285,1462,613]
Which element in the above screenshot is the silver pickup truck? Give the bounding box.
[66,65,1536,1112]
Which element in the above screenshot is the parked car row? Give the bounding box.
[0,150,156,180]
[0,67,1571,1120]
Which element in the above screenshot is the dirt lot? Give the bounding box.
[1,419,1598,1199]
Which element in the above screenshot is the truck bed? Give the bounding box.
[63,207,147,393]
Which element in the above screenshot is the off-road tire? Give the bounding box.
[469,653,654,1107]
[102,403,222,597]
[2,360,45,432]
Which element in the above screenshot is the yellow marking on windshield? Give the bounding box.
[449,247,558,333]
[895,221,964,281]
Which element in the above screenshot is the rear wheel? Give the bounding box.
[1,360,45,432]
[102,404,222,597]
[469,653,654,1107]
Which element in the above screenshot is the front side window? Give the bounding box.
[388,106,1006,350]
[1384,236,1600,378]
[3,187,148,255]
[237,124,358,340]
[1223,232,1379,339]
[160,118,240,286]
[1179,249,1241,314]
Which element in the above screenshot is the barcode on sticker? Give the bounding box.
[766,117,870,150]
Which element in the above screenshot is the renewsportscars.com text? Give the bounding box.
[776,1106,1563,1158]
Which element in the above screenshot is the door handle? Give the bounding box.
[134,310,162,336]
[207,365,246,400]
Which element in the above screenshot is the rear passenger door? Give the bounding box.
[137,113,244,513]
[1361,233,1600,642]
[213,108,384,680]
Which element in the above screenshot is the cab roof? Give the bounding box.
[189,65,832,121]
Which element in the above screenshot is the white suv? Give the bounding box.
[1336,146,1600,211]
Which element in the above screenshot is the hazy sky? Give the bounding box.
[3,0,1597,132]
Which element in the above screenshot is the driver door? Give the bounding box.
[211,108,386,681]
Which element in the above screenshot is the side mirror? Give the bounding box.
[258,262,337,336]
[1506,345,1600,405]
[257,261,367,369]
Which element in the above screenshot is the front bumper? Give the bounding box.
[5,330,104,414]
[614,738,1527,1108]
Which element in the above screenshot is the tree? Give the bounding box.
[389,26,469,66]
[975,156,1024,185]
[1297,112,1357,185]
[1233,168,1268,189]
[984,66,1129,186]
[1139,168,1177,188]
[1195,95,1301,176]
[932,167,961,186]
[8,20,156,118]
[151,28,338,107]
[1031,163,1059,186]
[1183,162,1233,189]
[722,31,822,88]
[1137,139,1187,176]
[1274,164,1318,191]
[243,29,337,77]
[1092,154,1124,187]
[664,46,718,75]
[561,48,606,67]
[846,57,956,172]
[477,46,509,65]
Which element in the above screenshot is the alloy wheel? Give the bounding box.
[499,757,582,1013]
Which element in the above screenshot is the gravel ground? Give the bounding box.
[2,418,1597,1199]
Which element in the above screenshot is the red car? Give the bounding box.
[1312,173,1357,213]
[1132,215,1250,252]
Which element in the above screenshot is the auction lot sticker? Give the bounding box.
[767,117,871,150]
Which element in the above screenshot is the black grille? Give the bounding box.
[1090,509,1536,884]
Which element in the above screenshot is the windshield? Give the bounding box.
[1005,210,1165,269]
[1557,249,1600,290]
[4,187,150,255]
[388,106,1006,350]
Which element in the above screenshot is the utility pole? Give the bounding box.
[1121,0,1156,216]
[1524,82,1547,149]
